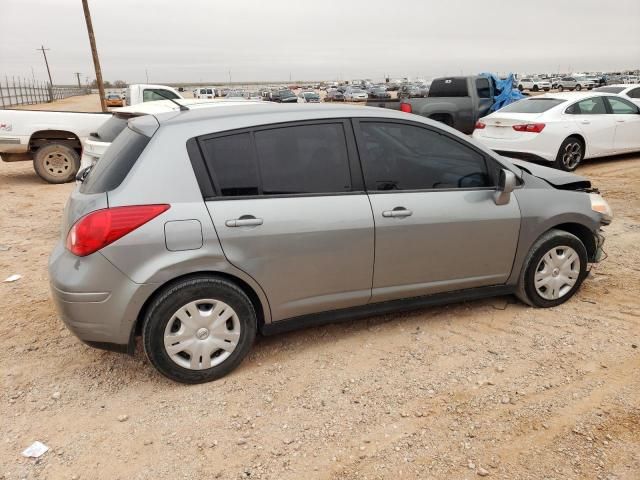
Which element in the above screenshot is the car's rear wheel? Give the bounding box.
[142,276,257,384]
[558,85,564,92]
[532,85,539,92]
[33,143,80,184]
[554,136,584,171]
[516,229,588,308]
[575,84,582,91]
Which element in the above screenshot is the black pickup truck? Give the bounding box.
[366,76,495,134]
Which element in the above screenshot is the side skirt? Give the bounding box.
[260,285,515,336]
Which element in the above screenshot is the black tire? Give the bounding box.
[518,85,524,91]
[516,229,588,308]
[575,84,582,91]
[558,85,564,92]
[543,88,550,91]
[142,276,257,384]
[554,136,584,171]
[532,85,539,92]
[33,143,80,184]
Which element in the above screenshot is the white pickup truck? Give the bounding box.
[0,84,184,183]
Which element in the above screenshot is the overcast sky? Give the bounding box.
[1,0,639,85]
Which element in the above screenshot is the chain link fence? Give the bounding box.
[0,76,90,109]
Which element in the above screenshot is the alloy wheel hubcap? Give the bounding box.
[562,142,582,169]
[534,246,580,300]
[163,299,241,370]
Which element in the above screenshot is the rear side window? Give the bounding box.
[606,96,638,114]
[428,78,469,98]
[199,123,352,197]
[566,97,607,115]
[499,98,565,113]
[201,133,259,196]
[628,88,640,99]
[80,127,150,193]
[475,78,492,99]
[254,124,351,195]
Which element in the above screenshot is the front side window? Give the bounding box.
[606,96,638,114]
[358,122,492,191]
[201,133,259,196]
[566,97,607,115]
[143,89,180,102]
[254,124,351,195]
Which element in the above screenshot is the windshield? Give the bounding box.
[498,98,566,113]
[90,115,132,142]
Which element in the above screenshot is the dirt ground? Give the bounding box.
[1,96,639,480]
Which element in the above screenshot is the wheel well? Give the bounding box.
[550,223,597,259]
[29,130,82,154]
[133,271,266,337]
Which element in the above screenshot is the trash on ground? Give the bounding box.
[22,441,49,458]
[3,274,22,283]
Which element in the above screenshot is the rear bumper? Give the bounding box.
[472,132,557,162]
[48,242,157,354]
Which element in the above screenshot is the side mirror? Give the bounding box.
[494,169,516,205]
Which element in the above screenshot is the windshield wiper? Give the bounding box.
[154,90,189,111]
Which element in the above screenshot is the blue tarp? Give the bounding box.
[480,72,525,112]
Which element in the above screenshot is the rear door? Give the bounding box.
[565,97,616,156]
[604,96,640,153]
[200,120,375,321]
[354,119,520,303]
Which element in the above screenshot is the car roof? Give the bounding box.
[149,104,420,129]
[112,99,265,115]
[528,91,613,101]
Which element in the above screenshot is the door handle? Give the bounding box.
[382,207,413,218]
[615,119,625,123]
[225,216,263,227]
[580,120,590,124]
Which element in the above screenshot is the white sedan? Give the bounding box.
[343,87,368,102]
[472,92,640,171]
[594,84,640,107]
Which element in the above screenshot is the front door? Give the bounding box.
[605,96,640,153]
[354,120,521,303]
[200,122,374,321]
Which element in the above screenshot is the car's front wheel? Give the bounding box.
[516,229,588,308]
[142,276,257,384]
[558,85,564,92]
[575,84,582,91]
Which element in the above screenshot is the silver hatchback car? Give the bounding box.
[49,104,612,383]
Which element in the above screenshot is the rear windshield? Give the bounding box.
[498,98,566,113]
[89,115,130,142]
[594,86,625,94]
[428,78,468,97]
[80,127,150,193]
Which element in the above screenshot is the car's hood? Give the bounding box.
[506,158,592,190]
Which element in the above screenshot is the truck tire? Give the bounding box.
[33,143,80,184]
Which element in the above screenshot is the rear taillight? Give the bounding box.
[400,102,412,113]
[474,121,486,129]
[66,204,170,257]
[512,123,545,133]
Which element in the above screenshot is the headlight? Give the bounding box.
[589,193,613,223]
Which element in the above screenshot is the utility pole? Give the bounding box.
[74,72,82,88]
[81,0,107,112]
[36,45,54,102]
